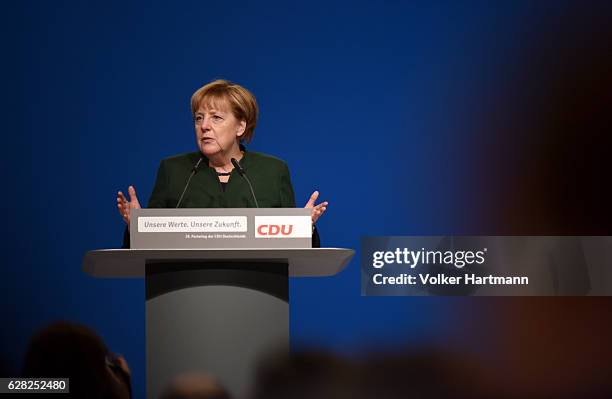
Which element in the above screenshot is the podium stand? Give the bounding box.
[83,248,353,399]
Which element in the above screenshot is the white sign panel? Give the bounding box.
[131,209,312,249]
[138,216,247,233]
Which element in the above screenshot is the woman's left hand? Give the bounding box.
[304,191,328,223]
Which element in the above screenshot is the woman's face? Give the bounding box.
[194,101,245,157]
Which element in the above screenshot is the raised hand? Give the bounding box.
[304,191,328,223]
[117,186,141,226]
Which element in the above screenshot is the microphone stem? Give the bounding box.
[242,174,259,208]
[231,157,259,208]
[176,157,203,208]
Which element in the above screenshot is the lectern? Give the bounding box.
[83,209,353,399]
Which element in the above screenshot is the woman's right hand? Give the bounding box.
[117,186,141,226]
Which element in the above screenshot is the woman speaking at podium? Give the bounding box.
[116,79,326,247]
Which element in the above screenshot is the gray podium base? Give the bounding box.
[145,261,289,399]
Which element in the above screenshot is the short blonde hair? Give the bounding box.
[191,79,259,143]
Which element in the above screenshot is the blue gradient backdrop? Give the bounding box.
[2,1,603,397]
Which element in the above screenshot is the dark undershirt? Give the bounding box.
[220,182,228,192]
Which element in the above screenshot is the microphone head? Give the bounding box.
[192,157,204,173]
[231,158,245,176]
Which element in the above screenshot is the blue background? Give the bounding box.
[4,1,611,397]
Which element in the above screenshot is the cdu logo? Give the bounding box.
[254,215,311,238]
[257,224,294,236]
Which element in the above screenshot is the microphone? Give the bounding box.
[176,157,203,208]
[231,157,259,208]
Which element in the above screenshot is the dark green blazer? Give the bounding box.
[149,149,296,209]
[122,148,320,247]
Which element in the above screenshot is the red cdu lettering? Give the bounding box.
[257,224,294,236]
